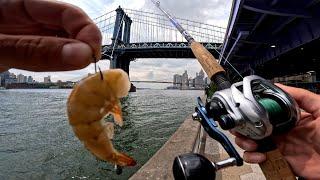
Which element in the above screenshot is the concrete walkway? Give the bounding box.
[130,116,266,180]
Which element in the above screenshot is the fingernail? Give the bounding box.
[62,43,92,67]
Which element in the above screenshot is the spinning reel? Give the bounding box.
[173,75,300,180]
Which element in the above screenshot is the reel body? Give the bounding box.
[208,75,300,139]
[173,75,300,180]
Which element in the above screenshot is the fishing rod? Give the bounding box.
[151,1,299,180]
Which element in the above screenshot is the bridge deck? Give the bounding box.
[102,42,221,60]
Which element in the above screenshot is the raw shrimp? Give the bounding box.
[67,69,136,167]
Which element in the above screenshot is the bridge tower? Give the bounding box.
[110,6,136,91]
[110,6,133,71]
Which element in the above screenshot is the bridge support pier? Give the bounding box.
[110,55,136,92]
[122,60,136,92]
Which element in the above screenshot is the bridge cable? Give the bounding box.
[110,13,125,59]
[103,13,126,60]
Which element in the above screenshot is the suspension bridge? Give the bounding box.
[92,7,225,90]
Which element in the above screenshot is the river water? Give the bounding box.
[0,89,203,179]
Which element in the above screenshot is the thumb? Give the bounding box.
[0,34,94,72]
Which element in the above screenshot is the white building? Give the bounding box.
[189,78,195,88]
[194,70,205,89]
[44,76,51,83]
[27,76,33,83]
[17,74,26,83]
[181,70,189,90]
[173,74,182,87]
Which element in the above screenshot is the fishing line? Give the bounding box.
[258,98,285,122]
[93,56,97,73]
[98,66,104,80]
[110,13,126,60]
[211,47,244,79]
[101,13,126,59]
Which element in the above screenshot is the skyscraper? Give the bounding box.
[173,74,182,87]
[17,74,26,83]
[27,76,33,83]
[181,70,189,89]
[189,78,195,87]
[194,69,205,89]
[44,76,51,83]
[0,71,10,85]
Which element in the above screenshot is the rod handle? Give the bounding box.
[190,41,225,79]
[259,149,296,180]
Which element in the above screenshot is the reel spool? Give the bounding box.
[172,75,300,180]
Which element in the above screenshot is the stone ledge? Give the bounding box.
[129,116,200,180]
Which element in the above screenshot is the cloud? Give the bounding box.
[143,0,231,27]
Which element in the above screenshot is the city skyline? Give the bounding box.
[172,69,210,90]
[0,71,61,85]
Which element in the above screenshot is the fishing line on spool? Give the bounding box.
[258,98,285,121]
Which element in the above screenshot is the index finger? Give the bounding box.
[23,0,102,59]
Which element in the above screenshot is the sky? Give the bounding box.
[10,0,232,84]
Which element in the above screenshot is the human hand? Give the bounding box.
[232,84,320,179]
[0,0,102,72]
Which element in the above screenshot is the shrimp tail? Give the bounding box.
[115,152,137,167]
[111,101,124,127]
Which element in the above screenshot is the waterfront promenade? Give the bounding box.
[130,116,266,180]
